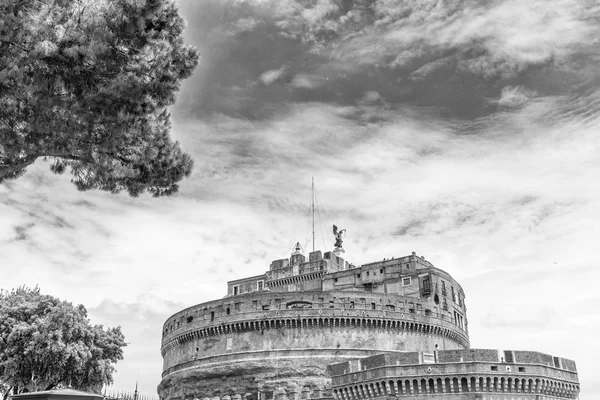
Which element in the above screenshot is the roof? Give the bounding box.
[11,389,103,400]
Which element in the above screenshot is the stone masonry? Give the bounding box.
[158,248,578,400]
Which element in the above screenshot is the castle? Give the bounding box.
[158,239,580,400]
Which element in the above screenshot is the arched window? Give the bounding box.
[461,377,469,392]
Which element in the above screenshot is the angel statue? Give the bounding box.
[333,224,346,249]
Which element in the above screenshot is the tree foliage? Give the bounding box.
[0,0,198,196]
[0,286,127,398]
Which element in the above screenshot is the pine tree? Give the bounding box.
[0,0,198,196]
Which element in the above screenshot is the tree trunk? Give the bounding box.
[2,386,14,400]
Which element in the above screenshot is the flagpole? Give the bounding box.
[311,177,315,253]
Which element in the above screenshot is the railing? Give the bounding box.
[104,390,158,400]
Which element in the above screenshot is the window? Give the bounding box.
[380,268,384,273]
[186,316,193,323]
[334,278,338,283]
[329,301,335,308]
[371,302,376,310]
[518,367,526,372]
[386,304,395,311]
[262,305,270,311]
[454,311,464,329]
[257,280,264,291]
[402,277,412,286]
[422,277,431,296]
[252,300,258,309]
[226,307,230,315]
[233,285,239,295]
[451,286,456,302]
[234,302,241,312]
[366,271,370,276]
[349,301,355,309]
[441,281,447,296]
[409,308,415,314]
[210,311,215,321]
[491,366,498,371]
[356,274,360,278]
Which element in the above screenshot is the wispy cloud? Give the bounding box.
[2,0,600,398]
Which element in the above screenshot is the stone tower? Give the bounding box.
[158,248,579,400]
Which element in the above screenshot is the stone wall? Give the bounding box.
[437,349,498,363]
[330,349,580,400]
[162,291,469,351]
[159,253,472,400]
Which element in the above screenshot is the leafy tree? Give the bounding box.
[0,0,198,196]
[0,286,127,399]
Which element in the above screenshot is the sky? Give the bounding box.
[1,0,600,398]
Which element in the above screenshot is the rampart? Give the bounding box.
[330,350,579,400]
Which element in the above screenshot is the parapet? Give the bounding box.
[330,349,579,399]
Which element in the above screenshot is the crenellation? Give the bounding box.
[158,247,578,400]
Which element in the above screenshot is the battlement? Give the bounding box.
[330,350,579,399]
[330,350,578,376]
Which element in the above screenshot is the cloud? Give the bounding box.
[494,86,536,108]
[301,0,339,27]
[12,223,35,241]
[173,0,600,122]
[288,73,328,89]
[258,67,287,85]
[3,0,600,398]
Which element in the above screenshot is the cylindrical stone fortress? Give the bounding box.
[158,249,469,400]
